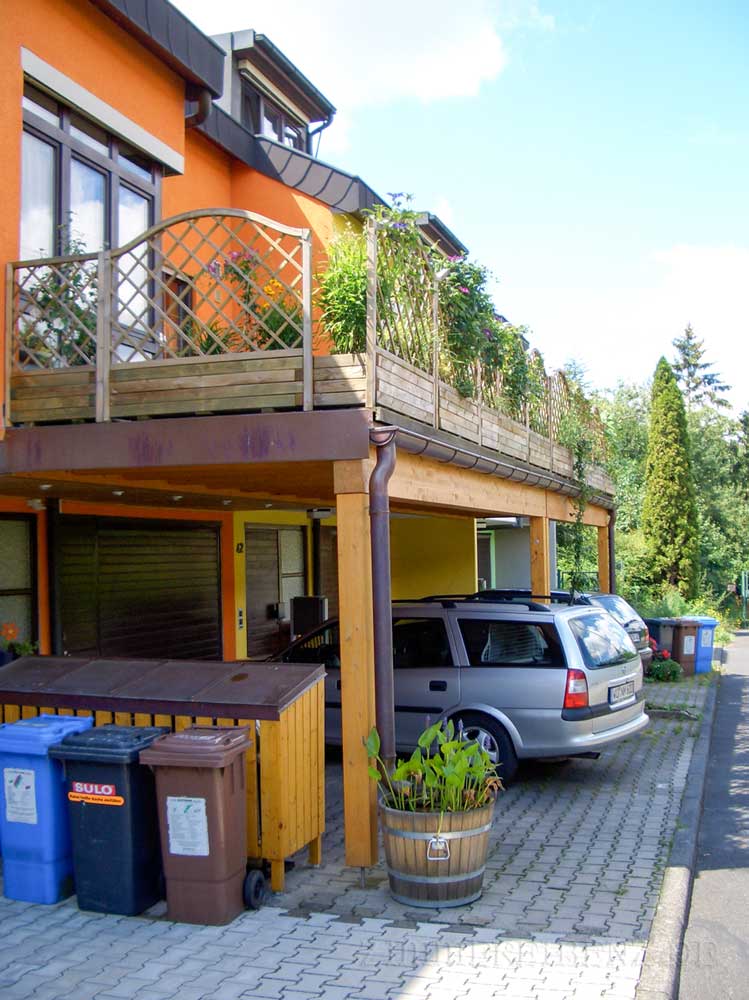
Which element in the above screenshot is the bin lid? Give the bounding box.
[48,724,169,764]
[672,618,700,629]
[681,616,718,626]
[643,617,679,626]
[0,714,93,756]
[139,726,250,769]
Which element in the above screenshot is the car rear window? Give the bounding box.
[458,619,563,666]
[588,594,642,627]
[568,611,638,669]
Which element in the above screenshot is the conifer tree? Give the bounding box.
[672,323,729,409]
[641,358,699,595]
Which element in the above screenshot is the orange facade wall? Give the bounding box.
[231,170,339,352]
[162,131,339,270]
[1,0,187,433]
[163,134,342,353]
[231,169,337,276]
[162,130,234,215]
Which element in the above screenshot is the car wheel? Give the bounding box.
[452,712,518,784]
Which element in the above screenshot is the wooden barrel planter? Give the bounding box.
[381,799,495,908]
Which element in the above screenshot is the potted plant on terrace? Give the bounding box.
[366,719,502,908]
[0,622,37,667]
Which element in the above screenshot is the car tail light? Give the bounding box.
[564,668,589,709]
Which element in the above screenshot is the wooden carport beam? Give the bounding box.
[389,450,610,526]
[529,515,551,600]
[597,523,611,593]
[334,461,378,867]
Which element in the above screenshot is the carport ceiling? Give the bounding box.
[0,462,339,511]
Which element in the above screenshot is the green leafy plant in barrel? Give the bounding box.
[365,719,502,812]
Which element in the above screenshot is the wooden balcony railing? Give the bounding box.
[6,209,611,494]
[7,209,313,422]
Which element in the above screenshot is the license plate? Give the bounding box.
[609,680,635,705]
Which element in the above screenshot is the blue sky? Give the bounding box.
[174,0,748,411]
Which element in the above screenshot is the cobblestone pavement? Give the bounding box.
[0,676,714,1000]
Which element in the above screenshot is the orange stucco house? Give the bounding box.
[0,0,615,869]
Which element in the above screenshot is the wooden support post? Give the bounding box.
[365,218,377,409]
[335,485,378,868]
[529,515,551,600]
[95,251,112,423]
[308,834,322,866]
[597,523,610,593]
[5,263,14,430]
[301,230,313,411]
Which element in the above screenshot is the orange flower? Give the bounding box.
[1,622,18,642]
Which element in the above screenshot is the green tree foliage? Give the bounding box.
[688,406,749,592]
[733,411,749,501]
[597,382,650,533]
[672,323,729,409]
[641,358,699,596]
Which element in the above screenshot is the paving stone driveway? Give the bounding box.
[0,677,712,1000]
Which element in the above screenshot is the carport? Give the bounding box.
[0,407,614,870]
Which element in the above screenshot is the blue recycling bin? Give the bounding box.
[685,617,718,674]
[0,714,93,903]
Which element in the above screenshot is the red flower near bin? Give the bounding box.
[1,622,18,642]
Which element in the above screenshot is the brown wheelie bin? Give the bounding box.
[671,619,699,677]
[140,726,251,925]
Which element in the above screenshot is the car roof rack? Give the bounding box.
[418,594,473,602]
[472,589,583,606]
[416,594,552,613]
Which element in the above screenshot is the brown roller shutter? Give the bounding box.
[56,517,222,660]
[319,526,339,618]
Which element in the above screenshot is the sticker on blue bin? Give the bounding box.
[166,796,209,856]
[701,630,713,647]
[4,768,37,825]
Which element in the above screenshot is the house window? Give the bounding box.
[20,83,160,260]
[240,81,308,152]
[0,517,36,647]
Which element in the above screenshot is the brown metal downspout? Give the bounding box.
[608,508,617,593]
[369,427,398,768]
[186,89,213,128]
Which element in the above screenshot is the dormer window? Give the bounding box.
[241,80,307,151]
[214,31,335,159]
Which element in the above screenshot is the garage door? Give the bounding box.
[55,517,222,659]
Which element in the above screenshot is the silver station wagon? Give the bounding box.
[280,597,649,781]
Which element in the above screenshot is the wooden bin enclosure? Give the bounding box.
[0,656,325,892]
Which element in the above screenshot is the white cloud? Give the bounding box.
[174,0,554,152]
[172,1,556,110]
[497,245,749,412]
[174,0,518,152]
[433,196,455,227]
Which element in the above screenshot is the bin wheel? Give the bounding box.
[243,869,266,910]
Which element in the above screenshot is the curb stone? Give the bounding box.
[635,677,719,1000]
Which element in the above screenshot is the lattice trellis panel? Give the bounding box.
[12,257,99,370]
[111,212,307,363]
[11,212,311,375]
[547,371,571,440]
[375,223,436,372]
